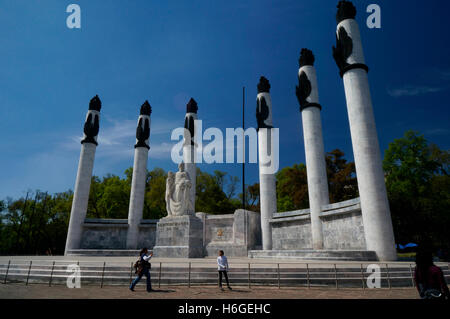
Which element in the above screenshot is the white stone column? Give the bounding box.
[183,98,198,213]
[333,1,396,260]
[256,76,277,250]
[65,96,101,254]
[296,49,330,250]
[126,101,152,249]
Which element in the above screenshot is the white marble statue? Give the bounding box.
[165,163,194,217]
[165,171,175,217]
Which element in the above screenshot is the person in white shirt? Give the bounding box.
[130,247,153,292]
[217,250,232,290]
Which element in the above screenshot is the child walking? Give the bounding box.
[217,250,232,290]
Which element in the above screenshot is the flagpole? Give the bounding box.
[242,86,246,211]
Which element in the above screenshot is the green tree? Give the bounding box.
[239,182,260,212]
[143,168,167,219]
[196,168,240,214]
[98,174,130,219]
[0,190,71,255]
[87,176,104,218]
[326,149,358,202]
[276,163,309,211]
[86,174,130,219]
[275,150,357,212]
[383,130,449,251]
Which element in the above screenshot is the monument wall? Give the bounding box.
[137,220,158,249]
[80,219,157,250]
[271,198,366,250]
[78,200,363,254]
[78,210,261,257]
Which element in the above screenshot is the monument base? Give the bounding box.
[152,215,204,258]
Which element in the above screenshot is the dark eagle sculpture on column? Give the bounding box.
[135,100,151,149]
[332,1,356,77]
[332,26,353,76]
[296,48,322,111]
[296,48,314,110]
[296,72,311,110]
[81,95,101,145]
[256,76,273,131]
[184,98,198,146]
[335,0,356,24]
[332,1,368,77]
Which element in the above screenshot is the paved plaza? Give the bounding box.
[0,283,420,299]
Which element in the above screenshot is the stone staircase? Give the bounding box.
[1,260,448,288]
[248,250,378,261]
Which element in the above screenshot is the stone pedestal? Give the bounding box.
[153,215,204,258]
[203,209,262,257]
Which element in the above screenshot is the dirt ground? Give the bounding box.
[0,283,420,299]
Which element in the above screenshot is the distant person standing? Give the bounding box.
[217,250,232,290]
[414,250,449,299]
[130,248,153,292]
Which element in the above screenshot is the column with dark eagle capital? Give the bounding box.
[183,98,198,213]
[296,48,330,250]
[65,95,101,254]
[332,0,396,260]
[126,101,152,249]
[256,76,277,250]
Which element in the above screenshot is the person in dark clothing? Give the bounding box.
[414,250,449,299]
[130,248,153,292]
[217,250,232,290]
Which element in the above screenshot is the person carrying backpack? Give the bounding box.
[414,250,449,300]
[130,247,153,292]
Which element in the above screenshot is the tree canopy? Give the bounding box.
[275,149,357,211]
[383,130,449,251]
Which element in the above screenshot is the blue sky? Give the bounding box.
[0,0,449,200]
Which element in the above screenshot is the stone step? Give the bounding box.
[248,250,378,261]
[66,248,381,260]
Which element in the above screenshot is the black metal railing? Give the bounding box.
[0,259,449,289]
